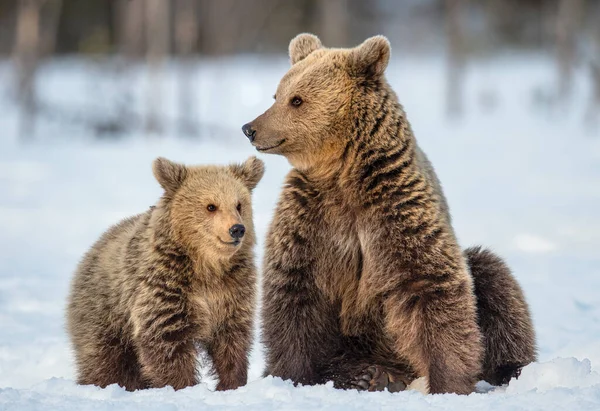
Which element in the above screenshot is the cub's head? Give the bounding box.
[152,156,264,260]
[242,33,391,170]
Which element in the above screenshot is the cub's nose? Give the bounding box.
[242,123,256,142]
[229,224,246,240]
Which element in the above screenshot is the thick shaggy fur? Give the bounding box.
[67,157,264,391]
[245,34,536,394]
[465,246,537,385]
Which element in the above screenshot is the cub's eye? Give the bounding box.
[290,96,303,107]
[236,203,242,213]
[207,204,217,212]
[273,94,277,100]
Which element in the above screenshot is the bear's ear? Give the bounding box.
[348,35,390,79]
[229,156,265,192]
[152,157,188,194]
[289,33,322,65]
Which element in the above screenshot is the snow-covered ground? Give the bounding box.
[0,55,599,409]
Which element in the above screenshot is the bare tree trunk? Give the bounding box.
[116,0,145,58]
[586,61,600,129]
[556,0,583,99]
[200,0,281,54]
[145,0,170,135]
[200,0,238,54]
[111,0,145,134]
[175,0,199,136]
[445,0,466,119]
[39,0,62,56]
[318,0,349,47]
[586,20,600,128]
[13,0,45,139]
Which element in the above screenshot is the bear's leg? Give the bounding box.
[383,280,483,395]
[207,317,252,391]
[134,334,198,390]
[465,246,537,385]
[76,336,147,391]
[262,266,343,386]
[131,286,199,389]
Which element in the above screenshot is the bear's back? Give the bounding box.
[68,212,151,338]
[414,145,451,224]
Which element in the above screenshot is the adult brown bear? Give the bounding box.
[243,34,536,394]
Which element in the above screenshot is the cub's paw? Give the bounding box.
[350,365,410,393]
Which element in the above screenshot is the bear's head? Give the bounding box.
[152,156,264,261]
[242,33,391,171]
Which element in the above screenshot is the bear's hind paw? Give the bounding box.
[350,365,408,393]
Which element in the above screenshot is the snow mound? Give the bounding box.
[507,357,600,394]
[2,362,600,411]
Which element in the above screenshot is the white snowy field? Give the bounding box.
[0,55,599,410]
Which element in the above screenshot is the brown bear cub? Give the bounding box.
[243,34,536,394]
[67,156,264,391]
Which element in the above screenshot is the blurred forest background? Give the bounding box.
[0,0,599,138]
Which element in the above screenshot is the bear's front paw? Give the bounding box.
[350,365,409,393]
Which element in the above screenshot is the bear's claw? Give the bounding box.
[350,365,408,393]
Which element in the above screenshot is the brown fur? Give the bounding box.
[465,246,537,385]
[67,156,264,391]
[246,33,536,394]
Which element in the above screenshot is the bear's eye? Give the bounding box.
[207,204,217,212]
[290,96,303,107]
[273,94,276,100]
[236,203,242,213]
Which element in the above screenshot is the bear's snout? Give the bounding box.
[242,123,256,142]
[229,224,246,240]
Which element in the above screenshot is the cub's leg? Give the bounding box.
[207,315,253,391]
[132,295,199,390]
[465,246,537,385]
[75,334,147,391]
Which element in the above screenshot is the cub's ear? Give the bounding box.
[229,156,265,192]
[152,157,188,194]
[348,35,390,79]
[289,33,322,65]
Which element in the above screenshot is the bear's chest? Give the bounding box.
[189,286,233,341]
[317,217,378,335]
[313,194,363,304]
[285,177,378,335]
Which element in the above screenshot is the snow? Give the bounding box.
[506,358,600,394]
[0,54,599,409]
[2,368,600,411]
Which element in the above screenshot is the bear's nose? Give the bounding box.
[229,224,246,240]
[242,123,256,142]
